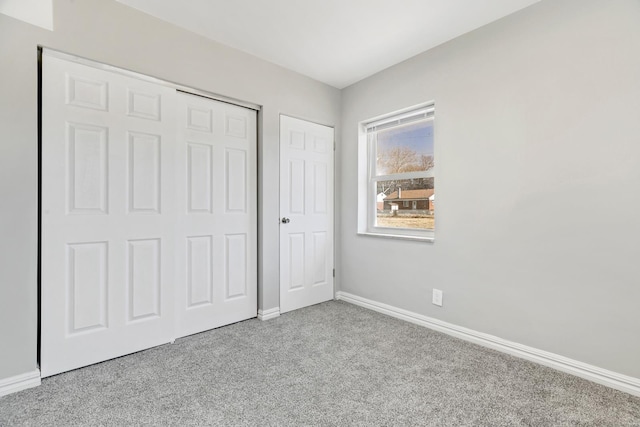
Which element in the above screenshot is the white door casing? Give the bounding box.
[41,51,258,377]
[279,115,334,313]
[174,92,257,338]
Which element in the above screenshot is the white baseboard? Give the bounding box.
[0,369,41,397]
[258,307,280,321]
[336,291,640,397]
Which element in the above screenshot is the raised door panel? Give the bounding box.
[127,89,161,121]
[288,159,305,215]
[225,114,247,139]
[225,148,247,213]
[187,143,213,213]
[127,239,161,322]
[67,123,109,214]
[187,105,213,133]
[128,132,161,214]
[313,162,328,214]
[312,232,328,286]
[67,241,109,334]
[66,74,109,111]
[186,235,214,308]
[225,234,247,299]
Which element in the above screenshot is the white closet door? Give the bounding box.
[41,53,177,377]
[174,92,257,338]
[279,115,334,313]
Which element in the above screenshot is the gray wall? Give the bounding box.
[0,0,340,380]
[339,0,640,378]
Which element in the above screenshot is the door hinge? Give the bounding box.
[333,268,335,277]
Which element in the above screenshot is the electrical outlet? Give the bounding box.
[432,289,443,307]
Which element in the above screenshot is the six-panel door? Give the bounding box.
[174,92,257,338]
[41,54,178,377]
[279,115,335,313]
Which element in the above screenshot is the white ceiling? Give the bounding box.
[116,0,540,89]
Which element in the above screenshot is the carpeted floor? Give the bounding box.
[1,301,639,426]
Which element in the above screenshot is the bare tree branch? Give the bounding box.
[378,148,433,174]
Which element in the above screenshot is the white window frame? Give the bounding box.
[357,102,435,242]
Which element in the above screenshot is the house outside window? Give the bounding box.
[358,103,435,241]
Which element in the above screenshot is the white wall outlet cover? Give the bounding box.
[432,289,443,307]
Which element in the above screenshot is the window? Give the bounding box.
[358,104,435,241]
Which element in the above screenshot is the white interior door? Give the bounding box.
[174,92,257,338]
[279,115,334,313]
[41,52,177,377]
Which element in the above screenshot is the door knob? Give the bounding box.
[281,217,290,224]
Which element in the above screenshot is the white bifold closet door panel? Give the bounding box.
[41,51,257,377]
[41,54,178,377]
[174,92,257,338]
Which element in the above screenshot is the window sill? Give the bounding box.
[357,231,435,243]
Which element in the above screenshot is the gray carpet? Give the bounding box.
[1,301,639,426]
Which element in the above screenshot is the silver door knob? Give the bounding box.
[281,217,290,224]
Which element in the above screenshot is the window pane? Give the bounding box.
[376,178,434,230]
[375,119,434,176]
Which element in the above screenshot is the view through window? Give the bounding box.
[367,107,434,233]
